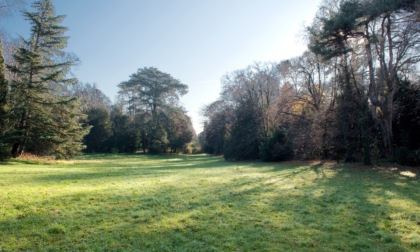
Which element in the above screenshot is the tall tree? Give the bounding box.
[0,0,25,160]
[309,0,420,157]
[201,100,232,155]
[0,37,10,160]
[209,63,281,160]
[118,67,188,153]
[7,0,89,158]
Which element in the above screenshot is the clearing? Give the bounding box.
[0,154,419,251]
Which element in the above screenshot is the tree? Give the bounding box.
[224,97,261,161]
[84,107,112,153]
[201,100,231,154]
[393,80,420,165]
[118,67,188,153]
[260,127,293,161]
[164,107,194,153]
[108,106,140,153]
[277,51,339,159]
[0,0,25,160]
[66,82,114,153]
[309,0,420,158]
[68,82,112,113]
[0,37,10,160]
[202,63,285,160]
[7,0,89,158]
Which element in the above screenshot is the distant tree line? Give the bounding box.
[0,0,195,160]
[200,0,420,165]
[73,68,196,155]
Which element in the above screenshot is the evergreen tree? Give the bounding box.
[224,98,261,161]
[109,107,133,153]
[260,128,293,162]
[0,37,11,160]
[7,0,89,158]
[118,67,188,153]
[84,107,112,153]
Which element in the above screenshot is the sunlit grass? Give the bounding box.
[0,154,419,251]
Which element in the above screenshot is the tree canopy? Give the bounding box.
[117,67,193,154]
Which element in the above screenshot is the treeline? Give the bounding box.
[0,0,195,160]
[74,68,196,155]
[200,0,420,165]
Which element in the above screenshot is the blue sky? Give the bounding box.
[1,0,321,133]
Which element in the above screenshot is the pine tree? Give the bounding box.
[7,0,89,158]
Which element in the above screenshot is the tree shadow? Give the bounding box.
[1,156,418,251]
[266,163,419,251]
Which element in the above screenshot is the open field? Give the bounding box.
[0,154,419,251]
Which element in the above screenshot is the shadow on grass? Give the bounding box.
[1,155,418,251]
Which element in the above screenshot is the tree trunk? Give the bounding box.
[11,143,20,158]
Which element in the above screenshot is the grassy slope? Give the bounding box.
[0,154,419,251]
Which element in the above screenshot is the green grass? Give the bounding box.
[0,154,419,251]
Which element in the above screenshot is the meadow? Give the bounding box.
[0,154,419,251]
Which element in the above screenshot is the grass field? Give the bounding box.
[0,154,419,251]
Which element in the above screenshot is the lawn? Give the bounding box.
[0,154,419,251]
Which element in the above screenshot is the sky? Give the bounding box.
[1,0,321,133]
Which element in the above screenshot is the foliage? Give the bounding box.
[200,100,231,155]
[308,0,420,157]
[203,63,281,161]
[260,128,293,161]
[164,107,194,153]
[108,107,140,153]
[202,0,419,163]
[84,107,112,153]
[393,80,420,166]
[0,38,8,131]
[224,98,261,161]
[394,146,420,166]
[6,0,89,159]
[68,82,112,113]
[394,81,420,151]
[0,37,11,160]
[117,67,193,154]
